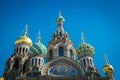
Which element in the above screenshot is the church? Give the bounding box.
[2,12,114,80]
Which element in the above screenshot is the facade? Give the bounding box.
[3,12,114,80]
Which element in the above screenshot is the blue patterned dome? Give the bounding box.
[29,32,47,56]
[76,33,94,58]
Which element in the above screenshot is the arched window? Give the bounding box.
[83,59,86,66]
[16,47,18,53]
[60,32,62,37]
[38,58,41,65]
[23,47,25,53]
[70,49,73,59]
[59,47,64,56]
[32,59,34,66]
[35,58,37,65]
[20,47,22,53]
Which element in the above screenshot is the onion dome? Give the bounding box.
[29,31,47,56]
[14,24,32,46]
[76,32,94,58]
[103,64,114,73]
[0,77,4,80]
[56,10,65,24]
[103,54,114,73]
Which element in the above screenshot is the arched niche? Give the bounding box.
[41,57,84,76]
[58,46,64,56]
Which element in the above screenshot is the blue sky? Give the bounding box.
[0,0,120,79]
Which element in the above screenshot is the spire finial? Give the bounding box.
[24,24,28,36]
[104,53,109,64]
[81,32,85,43]
[58,10,62,17]
[37,30,41,42]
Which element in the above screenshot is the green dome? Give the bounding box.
[76,43,94,58]
[56,11,65,23]
[76,32,94,58]
[30,42,47,56]
[56,15,65,23]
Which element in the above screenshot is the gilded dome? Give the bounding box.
[29,31,47,56]
[15,36,32,46]
[14,24,32,46]
[103,54,114,73]
[103,64,114,73]
[76,32,94,57]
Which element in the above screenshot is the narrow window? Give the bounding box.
[60,32,62,37]
[35,58,37,66]
[59,47,64,56]
[20,47,22,53]
[23,47,25,53]
[83,59,86,66]
[16,47,18,52]
[32,59,34,66]
[38,58,41,65]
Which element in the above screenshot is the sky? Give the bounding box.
[0,0,120,79]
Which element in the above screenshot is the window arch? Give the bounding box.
[20,47,22,53]
[83,59,86,66]
[60,31,62,37]
[35,58,37,66]
[16,47,18,53]
[59,47,64,56]
[32,59,34,66]
[23,47,25,53]
[38,58,41,65]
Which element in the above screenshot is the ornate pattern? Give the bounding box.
[41,57,84,76]
[76,43,94,57]
[2,12,113,80]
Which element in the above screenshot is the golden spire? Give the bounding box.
[37,30,41,42]
[24,24,28,36]
[81,32,85,43]
[104,53,109,64]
